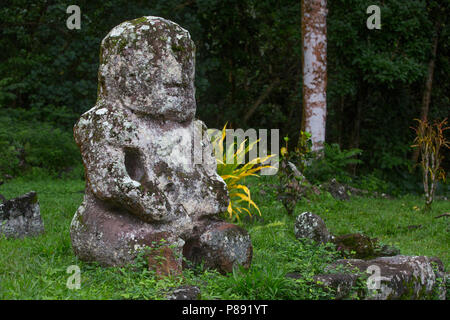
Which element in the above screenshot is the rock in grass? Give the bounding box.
[166,285,201,300]
[182,219,253,274]
[70,16,252,275]
[316,255,446,300]
[332,233,376,259]
[333,233,400,259]
[322,179,350,201]
[293,212,401,259]
[322,178,391,200]
[0,191,44,239]
[294,212,333,244]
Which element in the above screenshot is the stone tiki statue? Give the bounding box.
[70,16,252,275]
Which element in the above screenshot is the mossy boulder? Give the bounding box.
[294,211,333,244]
[333,233,400,259]
[316,255,447,300]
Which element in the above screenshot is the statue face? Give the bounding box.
[99,17,196,122]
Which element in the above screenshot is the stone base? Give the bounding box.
[70,192,185,271]
[71,193,252,275]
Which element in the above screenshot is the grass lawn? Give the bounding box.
[0,176,448,299]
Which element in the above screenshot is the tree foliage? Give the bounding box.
[0,0,448,190]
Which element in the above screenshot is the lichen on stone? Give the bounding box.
[70,16,252,274]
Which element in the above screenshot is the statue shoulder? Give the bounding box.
[74,104,134,145]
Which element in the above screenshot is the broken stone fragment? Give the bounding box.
[332,233,401,259]
[70,16,252,274]
[322,178,350,201]
[183,219,253,273]
[332,233,376,259]
[166,285,201,300]
[294,211,333,244]
[316,255,446,300]
[0,191,44,239]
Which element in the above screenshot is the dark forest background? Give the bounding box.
[0,0,448,194]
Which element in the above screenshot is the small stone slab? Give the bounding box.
[315,255,446,300]
[0,191,44,239]
[294,212,333,244]
[166,285,201,300]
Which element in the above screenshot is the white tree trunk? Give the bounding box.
[302,0,328,153]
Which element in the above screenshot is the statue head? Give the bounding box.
[98,16,196,122]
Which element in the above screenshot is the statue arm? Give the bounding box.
[95,147,176,222]
[75,111,176,223]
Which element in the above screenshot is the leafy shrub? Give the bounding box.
[0,115,81,178]
[304,143,363,184]
[209,124,274,220]
[355,171,391,194]
[280,131,313,172]
[277,131,316,214]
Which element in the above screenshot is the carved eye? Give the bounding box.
[164,182,175,193]
[124,147,145,182]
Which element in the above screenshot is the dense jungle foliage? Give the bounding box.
[0,0,449,194]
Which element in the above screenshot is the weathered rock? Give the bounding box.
[183,219,253,273]
[166,285,201,300]
[323,179,350,201]
[294,212,333,244]
[0,191,44,238]
[318,255,446,300]
[333,233,400,259]
[332,233,376,259]
[147,244,183,278]
[322,178,391,200]
[294,214,400,259]
[70,16,251,274]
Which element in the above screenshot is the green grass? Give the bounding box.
[0,176,448,299]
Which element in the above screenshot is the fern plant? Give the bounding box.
[209,124,274,220]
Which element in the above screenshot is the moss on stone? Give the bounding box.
[130,17,148,26]
[171,44,185,52]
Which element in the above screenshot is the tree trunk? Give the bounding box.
[412,25,439,163]
[301,0,328,154]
